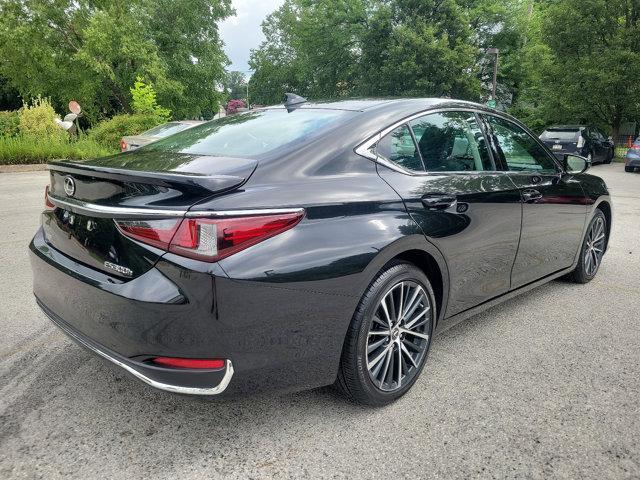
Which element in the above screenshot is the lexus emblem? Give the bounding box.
[63,176,76,197]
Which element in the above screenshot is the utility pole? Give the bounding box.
[487,48,499,100]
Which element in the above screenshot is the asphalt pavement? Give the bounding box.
[0,163,639,479]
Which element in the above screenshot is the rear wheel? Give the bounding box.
[566,210,607,283]
[604,148,613,164]
[336,262,435,406]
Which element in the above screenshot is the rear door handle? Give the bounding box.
[421,194,457,210]
[522,189,542,202]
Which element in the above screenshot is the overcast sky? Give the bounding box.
[219,0,285,75]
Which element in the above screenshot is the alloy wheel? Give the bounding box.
[584,216,606,277]
[366,280,432,392]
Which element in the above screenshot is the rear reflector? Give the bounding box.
[120,139,127,151]
[152,357,225,369]
[116,211,304,262]
[44,185,55,210]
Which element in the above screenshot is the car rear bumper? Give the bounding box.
[625,157,640,167]
[38,298,234,395]
[30,225,353,396]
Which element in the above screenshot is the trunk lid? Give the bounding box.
[540,128,583,155]
[43,150,257,278]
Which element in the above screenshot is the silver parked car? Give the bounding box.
[121,120,204,151]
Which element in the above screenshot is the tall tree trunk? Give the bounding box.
[611,110,622,144]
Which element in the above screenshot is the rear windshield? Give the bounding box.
[540,129,581,141]
[143,122,193,138]
[144,109,353,157]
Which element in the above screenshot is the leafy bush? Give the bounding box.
[131,77,171,121]
[0,110,19,137]
[0,134,114,164]
[88,113,163,149]
[18,96,66,140]
[226,99,246,114]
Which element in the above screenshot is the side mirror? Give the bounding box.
[563,154,590,174]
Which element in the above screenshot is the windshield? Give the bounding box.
[144,109,353,157]
[540,129,581,141]
[142,122,194,138]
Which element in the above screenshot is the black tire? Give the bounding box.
[604,148,613,164]
[566,210,607,284]
[626,166,635,172]
[335,262,436,406]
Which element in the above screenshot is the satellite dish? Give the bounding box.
[68,101,82,115]
[64,113,77,122]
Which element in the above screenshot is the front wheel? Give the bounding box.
[335,262,435,406]
[566,210,607,283]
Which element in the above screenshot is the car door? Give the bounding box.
[588,127,608,162]
[482,114,588,289]
[375,110,523,317]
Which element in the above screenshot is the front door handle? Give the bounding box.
[421,194,457,210]
[522,189,543,202]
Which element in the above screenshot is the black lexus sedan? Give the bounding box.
[540,125,614,164]
[31,97,612,406]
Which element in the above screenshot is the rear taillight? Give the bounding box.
[116,211,304,262]
[44,185,55,210]
[151,357,225,369]
[120,139,127,151]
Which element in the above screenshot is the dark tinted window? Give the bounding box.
[540,129,580,141]
[409,111,494,171]
[376,124,424,172]
[487,116,558,173]
[145,109,352,157]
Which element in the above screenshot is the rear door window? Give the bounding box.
[376,125,424,172]
[409,111,494,171]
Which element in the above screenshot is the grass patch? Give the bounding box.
[0,135,115,164]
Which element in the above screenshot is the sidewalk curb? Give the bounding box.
[0,164,49,173]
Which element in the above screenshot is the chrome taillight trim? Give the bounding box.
[47,192,304,219]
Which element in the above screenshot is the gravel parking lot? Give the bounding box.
[1,163,638,479]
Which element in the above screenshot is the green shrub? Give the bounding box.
[0,111,20,137]
[18,96,66,141]
[131,77,171,121]
[0,134,115,164]
[88,113,163,149]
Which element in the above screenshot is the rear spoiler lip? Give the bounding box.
[46,192,304,219]
[48,161,255,194]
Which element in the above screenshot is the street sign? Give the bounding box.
[486,99,497,108]
[68,101,81,115]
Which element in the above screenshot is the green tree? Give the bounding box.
[0,0,233,122]
[130,77,171,121]
[507,0,640,136]
[225,71,248,101]
[248,0,498,105]
[539,0,640,138]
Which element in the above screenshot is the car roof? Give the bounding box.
[263,97,486,112]
[545,125,587,130]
